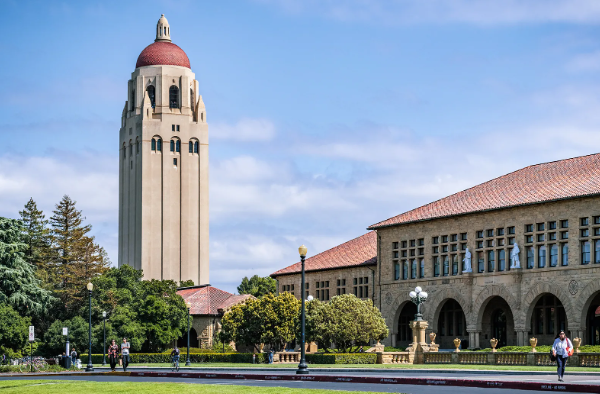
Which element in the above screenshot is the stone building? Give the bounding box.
[273,153,600,349]
[118,14,209,284]
[177,285,253,349]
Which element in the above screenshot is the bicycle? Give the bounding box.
[171,356,180,372]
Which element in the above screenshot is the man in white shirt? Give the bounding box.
[121,337,131,372]
[552,330,572,382]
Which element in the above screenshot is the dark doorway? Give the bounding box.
[177,327,199,348]
[397,303,417,347]
[437,299,468,349]
[492,309,507,347]
[586,293,600,345]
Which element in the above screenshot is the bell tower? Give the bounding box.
[118,14,209,285]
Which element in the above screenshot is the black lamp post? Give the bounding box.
[102,311,107,366]
[185,301,192,366]
[296,244,309,375]
[85,282,94,372]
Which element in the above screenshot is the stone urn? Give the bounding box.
[490,338,498,353]
[429,332,437,345]
[530,337,537,353]
[573,337,581,353]
[453,338,461,353]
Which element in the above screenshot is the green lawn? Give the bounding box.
[116,362,600,372]
[0,380,387,394]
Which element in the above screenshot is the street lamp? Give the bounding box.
[185,301,192,366]
[85,282,94,372]
[296,244,309,375]
[408,286,428,321]
[102,311,107,366]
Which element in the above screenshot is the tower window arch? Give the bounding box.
[129,141,132,156]
[151,138,156,151]
[136,138,140,154]
[194,141,199,154]
[147,85,155,108]
[169,86,179,108]
[176,139,180,153]
[170,140,175,152]
[123,143,126,159]
[189,141,193,153]
[131,89,135,110]
[190,88,194,108]
[157,138,162,152]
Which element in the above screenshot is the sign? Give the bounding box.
[63,327,68,336]
[28,326,34,342]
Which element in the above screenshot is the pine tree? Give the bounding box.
[49,195,108,315]
[19,198,52,274]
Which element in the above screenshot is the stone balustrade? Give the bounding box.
[423,352,452,364]
[276,352,300,363]
[377,352,412,364]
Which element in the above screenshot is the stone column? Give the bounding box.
[516,330,528,346]
[391,333,397,347]
[467,330,481,349]
[407,320,429,364]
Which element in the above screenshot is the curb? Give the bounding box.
[128,371,600,393]
[1,372,130,378]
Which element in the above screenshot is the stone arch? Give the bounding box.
[425,287,472,331]
[522,281,575,332]
[472,285,520,331]
[574,279,600,328]
[391,299,412,334]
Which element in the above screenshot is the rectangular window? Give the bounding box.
[549,221,557,230]
[487,239,494,247]
[508,226,515,235]
[337,288,340,296]
[418,238,424,246]
[452,255,458,275]
[394,262,399,280]
[561,231,569,240]
[451,244,458,252]
[537,234,545,242]
[526,235,534,243]
[487,229,494,237]
[393,242,399,249]
[393,251,399,258]
[451,234,458,242]
[353,287,357,296]
[581,217,589,226]
[527,247,535,269]
[497,228,505,236]
[548,232,556,241]
[402,261,408,280]
[538,245,546,268]
[359,286,363,298]
[432,237,439,245]
[316,282,320,288]
[508,237,515,245]
[411,259,417,279]
[432,246,439,254]
[537,223,545,231]
[358,278,362,285]
[433,257,440,277]
[420,259,425,278]
[477,241,483,249]
[525,224,533,233]
[488,250,495,272]
[477,230,484,239]
[443,255,449,276]
[497,238,505,246]
[549,244,558,267]
[442,235,448,243]
[595,216,600,225]
[176,125,180,131]
[326,289,329,300]
[316,290,320,299]
[581,229,589,237]
[461,243,467,250]
[442,245,448,253]
[561,243,569,266]
[595,228,600,236]
[461,233,468,240]
[410,249,416,256]
[561,220,569,228]
[173,158,177,166]
[172,124,175,131]
[402,250,407,257]
[478,252,484,273]
[595,240,600,264]
[410,240,416,247]
[402,241,407,248]
[418,248,424,256]
[363,277,368,284]
[498,249,505,271]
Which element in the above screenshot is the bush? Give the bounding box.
[305,353,377,364]
[384,346,405,352]
[81,353,268,364]
[161,347,237,354]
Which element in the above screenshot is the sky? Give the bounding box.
[2,0,600,293]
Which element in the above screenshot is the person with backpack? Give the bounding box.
[552,330,573,382]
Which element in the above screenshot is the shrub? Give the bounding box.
[305,353,377,364]
[384,346,405,352]
[80,353,268,364]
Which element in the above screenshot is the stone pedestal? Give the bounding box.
[407,320,429,363]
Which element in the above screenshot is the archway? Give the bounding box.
[529,294,567,346]
[478,296,515,347]
[436,299,468,349]
[396,302,417,348]
[177,327,199,348]
[585,292,600,345]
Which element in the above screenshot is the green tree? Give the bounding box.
[0,217,54,316]
[179,279,194,287]
[19,198,52,274]
[305,294,388,352]
[0,303,31,352]
[237,275,277,298]
[49,195,108,316]
[220,292,299,351]
[43,316,88,356]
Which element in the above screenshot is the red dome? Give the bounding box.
[136,41,190,69]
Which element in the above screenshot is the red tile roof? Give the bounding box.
[271,231,377,277]
[369,153,600,230]
[177,286,253,316]
[136,41,191,69]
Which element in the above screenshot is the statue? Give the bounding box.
[462,248,472,273]
[510,243,521,269]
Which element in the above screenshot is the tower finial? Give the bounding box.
[155,14,171,42]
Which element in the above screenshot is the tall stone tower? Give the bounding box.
[118,14,209,285]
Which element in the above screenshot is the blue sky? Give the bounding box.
[2,0,600,292]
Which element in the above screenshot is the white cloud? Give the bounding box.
[567,51,600,72]
[257,0,600,25]
[211,118,276,141]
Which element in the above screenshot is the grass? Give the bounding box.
[115,362,600,372]
[0,380,387,394]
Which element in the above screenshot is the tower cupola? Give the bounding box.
[155,14,171,42]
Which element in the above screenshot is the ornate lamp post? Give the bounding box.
[185,301,192,366]
[102,311,107,366]
[85,282,94,372]
[408,286,428,321]
[296,245,309,375]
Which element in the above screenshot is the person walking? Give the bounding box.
[108,340,119,372]
[121,337,131,372]
[70,348,77,365]
[552,330,573,382]
[268,349,273,364]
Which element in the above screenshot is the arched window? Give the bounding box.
[157,138,162,152]
[123,143,126,159]
[151,139,156,151]
[194,141,199,153]
[189,141,193,153]
[201,112,204,121]
[129,142,132,156]
[131,89,135,110]
[175,140,180,153]
[136,138,140,154]
[190,88,194,108]
[169,86,179,108]
[170,140,175,152]
[147,85,155,108]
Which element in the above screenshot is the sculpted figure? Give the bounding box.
[463,248,472,273]
[510,243,521,269]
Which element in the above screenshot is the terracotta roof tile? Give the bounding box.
[136,41,191,69]
[177,286,252,315]
[271,231,377,277]
[369,153,600,229]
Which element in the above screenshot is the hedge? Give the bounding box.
[81,353,268,364]
[305,353,377,364]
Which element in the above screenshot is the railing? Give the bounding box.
[386,352,411,364]
[578,354,600,367]
[276,352,300,363]
[458,352,487,364]
[423,352,452,364]
[496,352,527,365]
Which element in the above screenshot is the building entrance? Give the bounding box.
[492,309,507,347]
[397,303,417,348]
